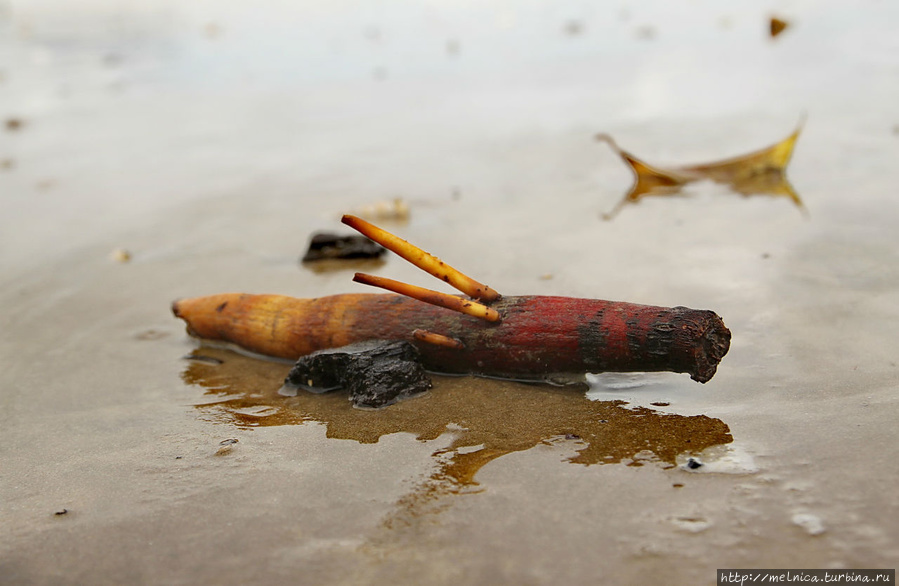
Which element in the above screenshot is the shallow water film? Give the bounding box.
[2,1,898,584]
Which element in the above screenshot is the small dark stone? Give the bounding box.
[54,509,68,516]
[284,344,357,393]
[686,457,703,470]
[283,340,432,408]
[345,343,432,408]
[219,438,238,446]
[301,233,386,262]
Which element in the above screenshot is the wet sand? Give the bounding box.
[2,1,898,584]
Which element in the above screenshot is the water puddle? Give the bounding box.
[181,347,734,520]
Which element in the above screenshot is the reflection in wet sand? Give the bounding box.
[300,257,386,275]
[181,347,732,520]
[598,123,804,219]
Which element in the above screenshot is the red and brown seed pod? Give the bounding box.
[173,215,730,384]
[172,292,729,383]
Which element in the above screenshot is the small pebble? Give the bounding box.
[792,513,826,536]
[350,197,409,222]
[134,329,169,341]
[769,16,790,38]
[215,438,239,456]
[204,23,222,39]
[634,25,656,40]
[563,20,584,36]
[110,248,131,263]
[671,515,712,533]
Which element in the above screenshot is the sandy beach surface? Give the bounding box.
[2,1,898,584]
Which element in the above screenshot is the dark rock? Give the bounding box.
[283,344,353,393]
[686,457,703,470]
[301,232,386,262]
[283,340,432,408]
[344,342,432,409]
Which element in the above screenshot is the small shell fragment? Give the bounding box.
[110,248,132,263]
[791,513,825,536]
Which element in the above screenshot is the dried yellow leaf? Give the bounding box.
[597,122,803,220]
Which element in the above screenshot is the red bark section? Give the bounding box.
[172,293,730,383]
[403,296,730,383]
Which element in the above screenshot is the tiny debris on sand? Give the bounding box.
[215,438,238,456]
[110,248,132,263]
[348,198,410,222]
[769,16,790,38]
[792,513,826,536]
